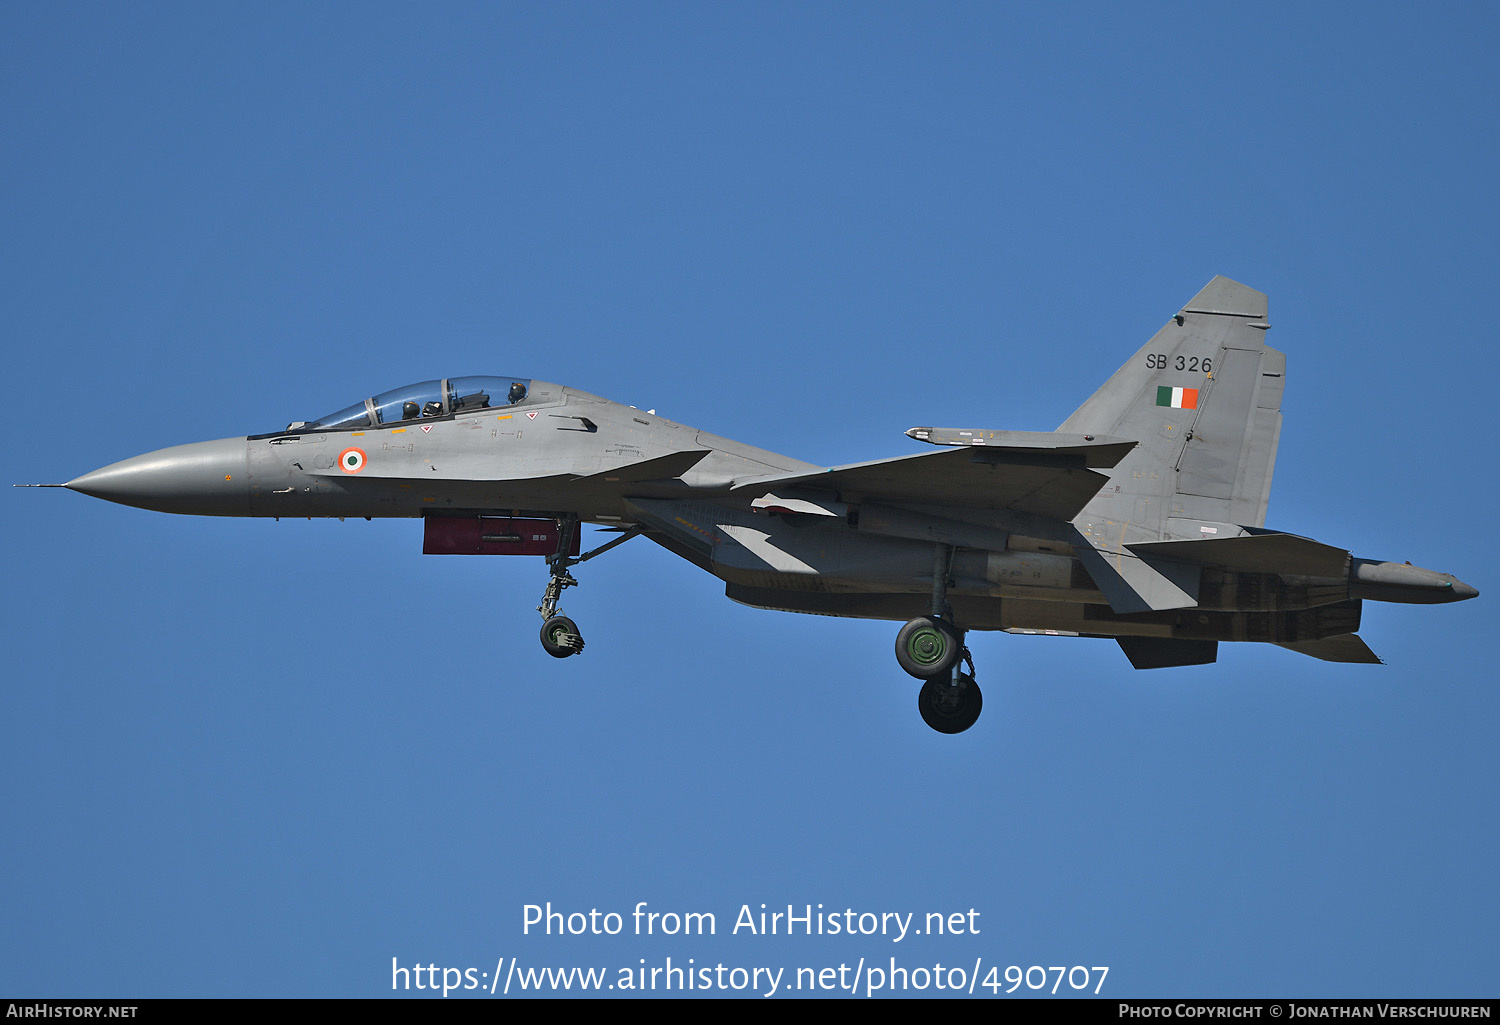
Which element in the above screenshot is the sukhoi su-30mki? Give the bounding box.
[53,277,1477,733]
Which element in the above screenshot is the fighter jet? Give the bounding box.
[53,277,1476,733]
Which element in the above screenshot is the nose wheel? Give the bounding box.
[540,615,584,658]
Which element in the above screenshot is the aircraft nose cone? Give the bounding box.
[65,437,250,515]
[1449,578,1479,601]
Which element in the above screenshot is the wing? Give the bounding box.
[730,434,1135,520]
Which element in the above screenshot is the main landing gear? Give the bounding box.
[536,517,640,659]
[895,545,984,734]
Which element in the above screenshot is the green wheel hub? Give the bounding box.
[907,627,949,666]
[895,616,961,680]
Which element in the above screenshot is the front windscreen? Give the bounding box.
[304,400,372,431]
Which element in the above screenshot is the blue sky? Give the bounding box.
[3,2,1496,999]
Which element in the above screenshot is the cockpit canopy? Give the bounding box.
[293,377,533,432]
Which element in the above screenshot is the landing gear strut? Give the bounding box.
[897,543,984,733]
[535,518,641,658]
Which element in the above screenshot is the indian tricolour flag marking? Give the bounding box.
[1156,386,1198,409]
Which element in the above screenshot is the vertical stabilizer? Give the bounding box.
[1060,276,1284,530]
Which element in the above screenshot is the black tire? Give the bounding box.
[895,616,961,679]
[918,673,983,734]
[540,616,584,658]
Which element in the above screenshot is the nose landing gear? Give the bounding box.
[535,518,641,658]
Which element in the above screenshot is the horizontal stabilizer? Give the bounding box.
[732,437,1136,520]
[1073,528,1201,613]
[1126,532,1349,578]
[581,449,710,483]
[1117,637,1219,669]
[1275,634,1383,664]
